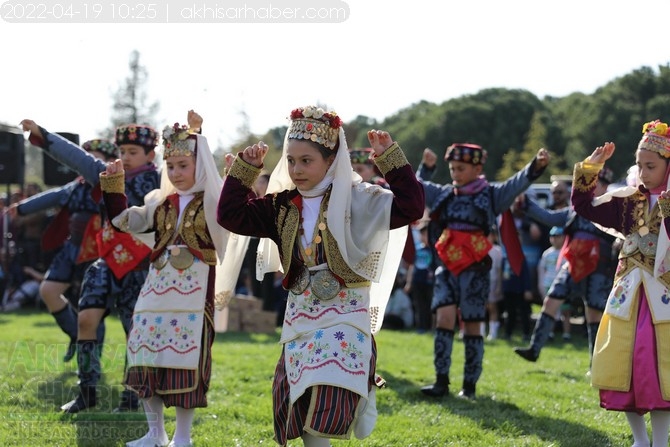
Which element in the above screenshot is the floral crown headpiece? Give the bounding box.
[639,119,670,158]
[288,106,343,150]
[445,143,487,165]
[162,123,197,159]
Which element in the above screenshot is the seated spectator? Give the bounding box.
[383,271,414,330]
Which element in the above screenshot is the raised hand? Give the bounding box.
[187,109,203,131]
[586,142,615,164]
[367,130,394,156]
[535,148,550,169]
[20,119,43,140]
[241,141,268,168]
[103,159,124,177]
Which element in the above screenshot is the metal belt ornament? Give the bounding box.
[153,246,196,270]
[289,265,341,301]
[622,232,658,258]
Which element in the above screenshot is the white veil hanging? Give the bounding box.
[143,134,249,304]
[257,126,407,333]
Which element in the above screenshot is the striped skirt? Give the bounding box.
[272,336,377,445]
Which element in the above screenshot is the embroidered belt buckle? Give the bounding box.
[153,251,169,270]
[639,233,658,258]
[311,269,341,301]
[153,247,195,270]
[621,233,640,256]
[289,265,311,295]
[289,266,341,301]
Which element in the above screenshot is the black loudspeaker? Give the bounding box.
[43,132,80,186]
[0,129,25,185]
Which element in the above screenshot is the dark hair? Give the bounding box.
[292,138,339,160]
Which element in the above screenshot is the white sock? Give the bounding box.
[489,321,499,338]
[144,396,167,439]
[650,410,670,447]
[173,407,196,445]
[302,431,331,447]
[625,412,649,447]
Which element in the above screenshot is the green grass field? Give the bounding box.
[0,308,636,446]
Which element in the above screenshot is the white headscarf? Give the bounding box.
[144,134,249,304]
[258,126,408,333]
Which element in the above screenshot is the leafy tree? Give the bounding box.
[103,50,160,138]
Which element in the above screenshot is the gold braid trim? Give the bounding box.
[572,160,603,192]
[322,228,371,287]
[179,194,217,265]
[373,142,408,176]
[279,202,300,277]
[99,171,125,194]
[228,156,261,189]
[659,197,670,219]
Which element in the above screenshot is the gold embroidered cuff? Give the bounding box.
[659,198,670,219]
[99,171,125,194]
[228,155,261,189]
[573,160,602,192]
[373,142,409,176]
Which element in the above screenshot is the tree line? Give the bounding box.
[240,63,670,185]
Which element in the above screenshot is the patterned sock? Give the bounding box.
[434,328,454,376]
[463,335,484,385]
[52,305,77,340]
[529,312,556,357]
[77,340,101,386]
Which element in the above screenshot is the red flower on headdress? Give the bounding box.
[290,106,342,129]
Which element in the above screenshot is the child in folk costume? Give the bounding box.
[100,113,248,447]
[20,119,161,414]
[217,105,425,447]
[7,139,117,362]
[572,120,670,447]
[417,144,549,399]
[514,168,618,364]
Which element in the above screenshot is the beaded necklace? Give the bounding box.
[298,195,328,260]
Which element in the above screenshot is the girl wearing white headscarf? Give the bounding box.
[100,111,249,447]
[217,106,424,447]
[572,120,670,447]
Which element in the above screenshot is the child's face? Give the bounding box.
[352,163,375,182]
[119,144,155,171]
[166,155,196,191]
[286,140,334,191]
[448,160,482,186]
[550,234,565,249]
[636,149,668,190]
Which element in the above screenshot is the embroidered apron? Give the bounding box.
[127,247,208,370]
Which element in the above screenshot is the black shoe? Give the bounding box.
[457,389,476,400]
[457,381,476,400]
[420,383,449,397]
[61,386,96,414]
[63,339,76,362]
[514,347,538,362]
[112,390,139,412]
